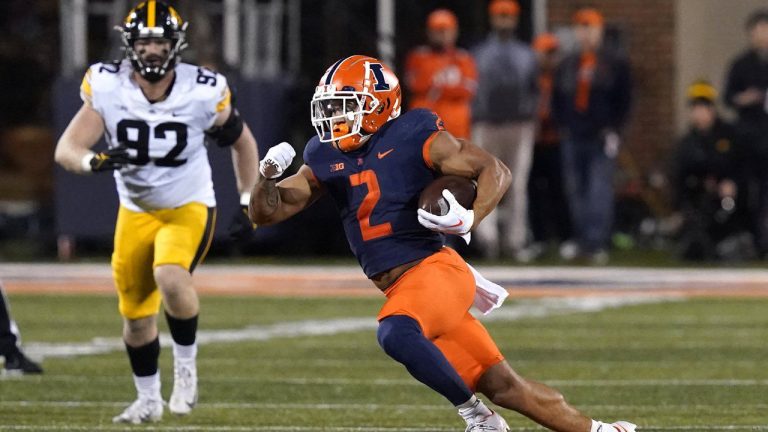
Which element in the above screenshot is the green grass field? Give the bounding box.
[1,294,767,431]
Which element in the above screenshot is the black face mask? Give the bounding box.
[128,40,177,82]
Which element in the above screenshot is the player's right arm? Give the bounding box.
[54,103,108,174]
[55,66,129,174]
[248,143,325,226]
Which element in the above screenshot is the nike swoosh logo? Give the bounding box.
[377,149,395,159]
[448,221,463,228]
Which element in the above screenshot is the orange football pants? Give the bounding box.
[377,247,504,391]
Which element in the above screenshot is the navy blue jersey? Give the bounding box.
[304,109,445,277]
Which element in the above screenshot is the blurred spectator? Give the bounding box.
[471,0,538,259]
[552,8,632,264]
[405,9,477,139]
[0,2,56,250]
[673,81,751,261]
[526,33,570,260]
[723,9,768,257]
[0,0,55,128]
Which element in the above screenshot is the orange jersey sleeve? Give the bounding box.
[405,48,436,97]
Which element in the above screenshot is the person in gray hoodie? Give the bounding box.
[471,0,539,260]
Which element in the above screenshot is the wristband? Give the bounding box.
[81,152,95,173]
[239,191,251,207]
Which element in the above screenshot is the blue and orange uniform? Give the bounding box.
[303,108,504,391]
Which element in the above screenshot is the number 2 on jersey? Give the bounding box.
[116,119,188,167]
[349,170,393,241]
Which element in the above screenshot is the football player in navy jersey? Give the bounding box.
[249,55,635,432]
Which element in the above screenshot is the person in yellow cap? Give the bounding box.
[552,7,632,264]
[471,0,539,261]
[672,80,750,261]
[405,9,477,140]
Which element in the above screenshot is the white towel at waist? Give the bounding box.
[466,263,508,315]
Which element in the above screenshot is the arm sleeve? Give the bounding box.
[411,110,445,169]
[80,68,94,106]
[203,71,232,129]
[405,51,433,96]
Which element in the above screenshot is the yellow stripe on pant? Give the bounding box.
[111,202,216,319]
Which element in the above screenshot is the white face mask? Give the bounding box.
[310,86,378,144]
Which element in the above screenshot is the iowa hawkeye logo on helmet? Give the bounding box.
[311,55,402,152]
[118,0,188,82]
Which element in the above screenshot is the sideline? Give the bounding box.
[2,263,768,297]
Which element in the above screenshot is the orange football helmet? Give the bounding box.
[311,55,402,151]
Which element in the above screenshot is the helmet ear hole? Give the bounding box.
[368,98,379,111]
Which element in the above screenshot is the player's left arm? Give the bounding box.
[428,131,511,229]
[208,99,260,237]
[209,103,259,203]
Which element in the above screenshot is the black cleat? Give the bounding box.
[3,350,43,375]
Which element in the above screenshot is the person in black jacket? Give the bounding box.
[0,280,42,375]
[673,81,749,261]
[552,8,631,264]
[723,9,768,256]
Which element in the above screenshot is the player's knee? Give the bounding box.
[479,363,529,407]
[377,315,422,358]
[123,316,157,345]
[489,378,527,408]
[154,265,191,295]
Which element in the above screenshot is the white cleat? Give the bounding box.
[465,411,510,432]
[610,421,637,432]
[112,397,163,424]
[169,360,198,415]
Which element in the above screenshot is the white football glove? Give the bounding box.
[259,142,296,179]
[417,189,474,244]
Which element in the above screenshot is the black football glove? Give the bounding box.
[90,146,130,172]
[228,205,257,240]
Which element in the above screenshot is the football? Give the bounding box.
[418,175,477,216]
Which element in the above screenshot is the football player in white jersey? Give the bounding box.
[54,1,259,424]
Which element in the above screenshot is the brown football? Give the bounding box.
[418,175,477,216]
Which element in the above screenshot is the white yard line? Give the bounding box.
[23,295,675,360]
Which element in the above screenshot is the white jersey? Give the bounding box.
[81,59,231,212]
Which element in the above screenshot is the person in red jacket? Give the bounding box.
[405,9,477,139]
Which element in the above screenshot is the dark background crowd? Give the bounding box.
[1,0,768,265]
